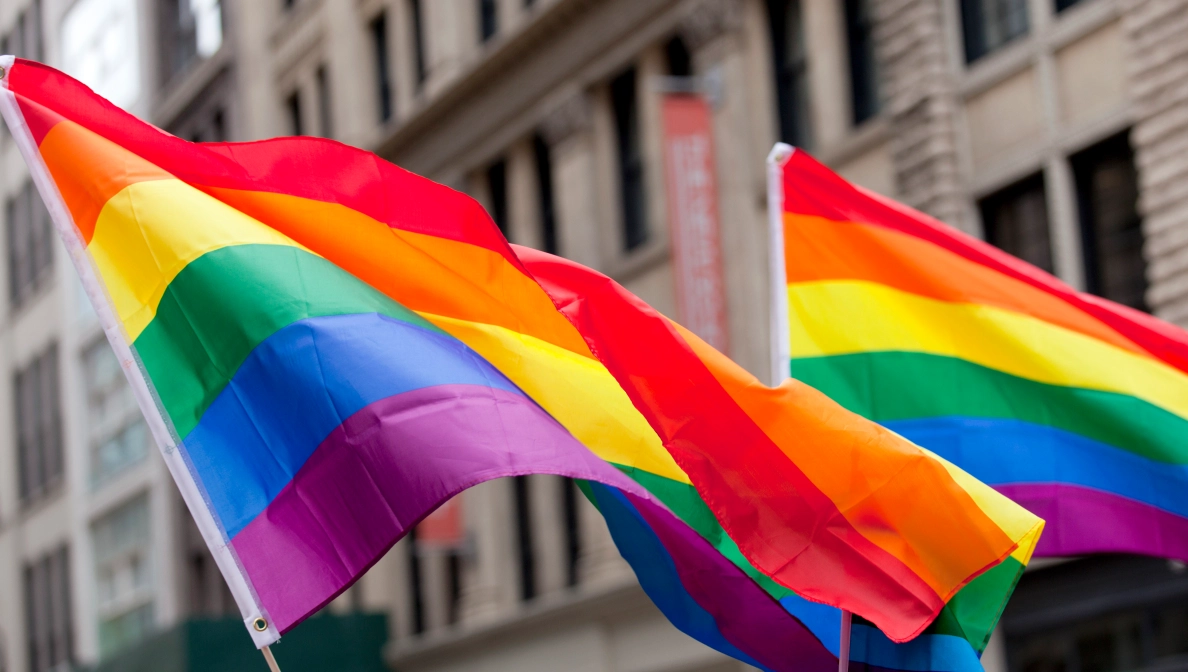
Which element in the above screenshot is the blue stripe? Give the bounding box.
[778,595,983,672]
[587,482,768,671]
[183,312,523,539]
[883,417,1188,519]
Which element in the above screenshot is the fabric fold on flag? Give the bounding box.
[2,59,1038,666]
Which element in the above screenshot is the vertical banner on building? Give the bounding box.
[661,93,729,354]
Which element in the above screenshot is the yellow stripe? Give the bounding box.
[421,313,690,485]
[916,446,1043,563]
[788,280,1188,421]
[88,179,308,340]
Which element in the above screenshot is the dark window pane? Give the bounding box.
[160,0,198,84]
[370,13,393,123]
[15,345,63,505]
[486,159,508,237]
[980,173,1054,274]
[561,478,581,587]
[512,476,536,601]
[1005,557,1188,672]
[1055,0,1084,12]
[1072,132,1147,311]
[844,0,879,124]
[766,0,812,147]
[24,547,72,672]
[479,0,498,42]
[407,527,425,634]
[410,0,427,86]
[316,65,332,138]
[285,91,303,136]
[666,35,693,78]
[611,67,648,251]
[961,0,1029,63]
[532,134,558,254]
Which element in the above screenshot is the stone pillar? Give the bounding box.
[677,0,771,378]
[872,0,977,234]
[541,90,605,269]
[457,480,515,624]
[1121,0,1188,326]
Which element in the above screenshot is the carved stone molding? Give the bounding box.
[678,0,745,52]
[540,90,593,147]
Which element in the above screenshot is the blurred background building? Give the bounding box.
[0,0,1186,670]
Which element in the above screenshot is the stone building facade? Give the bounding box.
[0,0,1186,671]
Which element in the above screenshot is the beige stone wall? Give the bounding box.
[1123,0,1188,326]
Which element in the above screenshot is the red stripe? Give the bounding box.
[516,245,946,642]
[8,58,518,268]
[780,149,1188,375]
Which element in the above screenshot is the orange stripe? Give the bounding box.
[202,187,595,359]
[784,214,1150,358]
[672,322,1014,598]
[39,119,171,243]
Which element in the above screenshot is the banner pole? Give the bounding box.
[262,646,282,672]
[838,610,852,672]
[765,143,794,386]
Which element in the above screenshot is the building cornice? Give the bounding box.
[374,0,686,176]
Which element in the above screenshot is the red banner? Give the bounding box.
[661,94,729,354]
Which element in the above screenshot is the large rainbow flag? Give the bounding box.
[2,59,1040,670]
[773,144,1188,565]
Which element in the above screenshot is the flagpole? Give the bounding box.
[262,646,282,672]
[838,610,852,672]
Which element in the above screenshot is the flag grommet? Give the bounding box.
[252,617,268,632]
[0,66,6,80]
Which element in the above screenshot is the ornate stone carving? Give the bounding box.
[540,90,592,147]
[678,0,745,52]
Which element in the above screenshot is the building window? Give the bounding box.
[980,173,1055,275]
[84,340,149,487]
[611,67,648,251]
[406,527,426,635]
[532,134,558,255]
[479,0,498,42]
[181,503,234,618]
[1054,0,1084,12]
[285,90,303,136]
[2,0,44,62]
[561,478,581,587]
[844,0,879,125]
[93,495,154,659]
[16,344,63,506]
[1005,557,1188,672]
[960,0,1029,63]
[370,12,393,123]
[666,35,693,78]
[766,0,812,148]
[409,0,428,88]
[7,180,54,309]
[512,476,537,601]
[316,65,333,138]
[1072,133,1147,311]
[24,546,73,672]
[159,0,222,86]
[486,159,509,237]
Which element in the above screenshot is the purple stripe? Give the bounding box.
[231,383,657,632]
[627,491,839,671]
[996,483,1188,562]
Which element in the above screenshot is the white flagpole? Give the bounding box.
[838,610,853,672]
[262,646,283,672]
[766,143,794,387]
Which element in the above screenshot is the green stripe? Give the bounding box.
[792,351,1188,465]
[615,465,1022,652]
[131,244,442,439]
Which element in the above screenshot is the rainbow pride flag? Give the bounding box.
[2,59,1039,668]
[773,145,1188,569]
